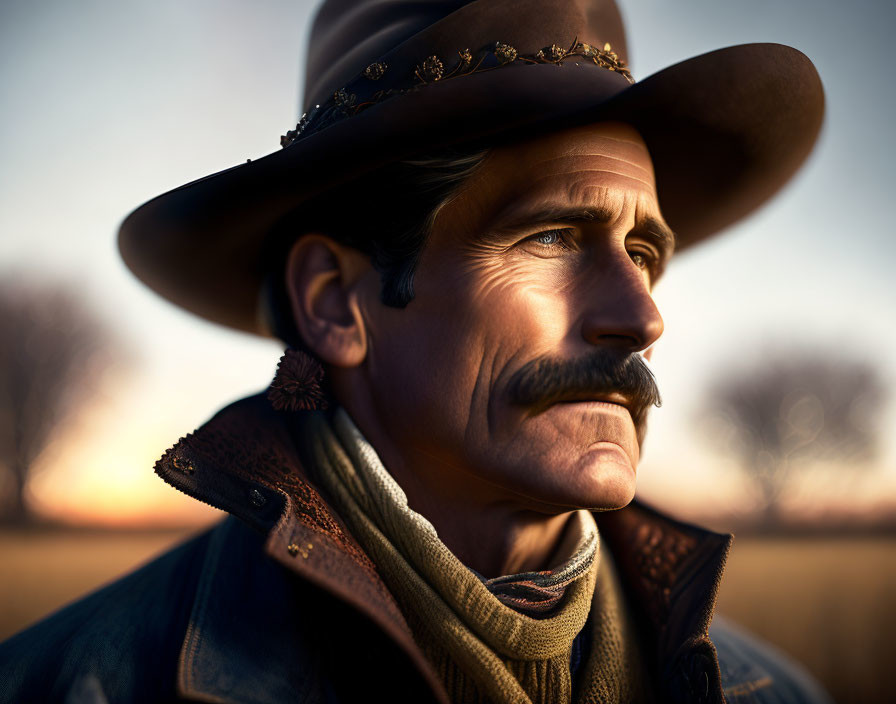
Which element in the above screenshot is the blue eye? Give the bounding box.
[529,229,568,247]
[535,231,561,245]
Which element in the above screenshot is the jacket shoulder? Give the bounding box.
[710,616,833,704]
[0,523,219,704]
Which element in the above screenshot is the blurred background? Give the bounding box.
[1,0,893,701]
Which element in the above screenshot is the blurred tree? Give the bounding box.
[0,280,117,524]
[700,351,888,526]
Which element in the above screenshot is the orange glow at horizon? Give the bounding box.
[25,396,223,529]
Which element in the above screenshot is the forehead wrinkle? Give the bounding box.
[490,173,655,232]
[510,130,654,164]
[524,153,655,181]
[536,168,655,190]
[433,129,658,250]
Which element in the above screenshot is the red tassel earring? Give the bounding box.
[267,348,330,411]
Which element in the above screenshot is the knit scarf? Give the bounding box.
[300,408,650,704]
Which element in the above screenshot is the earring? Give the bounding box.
[267,348,329,411]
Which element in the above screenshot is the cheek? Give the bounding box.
[361,291,484,436]
[364,259,577,437]
[450,257,577,355]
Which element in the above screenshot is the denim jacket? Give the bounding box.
[0,394,833,703]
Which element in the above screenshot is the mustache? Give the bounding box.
[505,351,662,426]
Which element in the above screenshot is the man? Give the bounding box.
[0,0,831,702]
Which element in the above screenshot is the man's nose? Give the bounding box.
[579,256,664,353]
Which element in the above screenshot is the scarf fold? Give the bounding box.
[474,515,597,619]
[300,407,648,704]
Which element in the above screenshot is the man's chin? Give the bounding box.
[587,488,636,512]
[514,447,637,513]
[574,443,638,510]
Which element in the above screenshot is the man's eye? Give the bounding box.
[629,251,652,270]
[527,229,569,248]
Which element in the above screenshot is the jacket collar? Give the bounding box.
[157,393,733,704]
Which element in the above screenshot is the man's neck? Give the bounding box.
[430,502,578,578]
[340,409,577,577]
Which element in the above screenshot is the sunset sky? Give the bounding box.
[2,0,894,527]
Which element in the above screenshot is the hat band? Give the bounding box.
[280,38,633,149]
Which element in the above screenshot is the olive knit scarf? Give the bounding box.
[301,408,650,704]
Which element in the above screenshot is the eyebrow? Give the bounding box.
[488,205,677,252]
[635,216,677,253]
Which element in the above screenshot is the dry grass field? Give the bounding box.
[1,526,893,704]
[0,526,200,642]
[715,535,895,704]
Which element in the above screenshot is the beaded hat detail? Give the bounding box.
[281,39,632,149]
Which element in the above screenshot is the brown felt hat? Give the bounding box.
[118,0,824,336]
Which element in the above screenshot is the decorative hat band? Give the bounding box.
[280,38,634,149]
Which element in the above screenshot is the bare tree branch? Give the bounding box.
[699,349,888,525]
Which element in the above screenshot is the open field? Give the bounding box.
[715,535,895,704]
[1,526,893,704]
[0,526,200,638]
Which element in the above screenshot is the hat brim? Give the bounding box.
[118,42,824,335]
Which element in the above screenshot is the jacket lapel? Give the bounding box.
[175,514,330,703]
[157,394,447,703]
[157,393,732,703]
[597,500,733,702]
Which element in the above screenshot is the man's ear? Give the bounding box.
[284,234,371,367]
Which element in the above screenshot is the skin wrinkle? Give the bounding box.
[535,146,657,164]
[514,156,655,178]
[300,122,670,576]
[479,190,674,273]
[525,141,655,170]
[466,329,497,446]
[493,206,663,235]
[488,153,658,194]
[528,167,654,188]
[479,182,656,240]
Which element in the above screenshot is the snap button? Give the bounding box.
[287,541,314,559]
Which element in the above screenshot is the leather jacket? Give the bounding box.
[0,394,833,703]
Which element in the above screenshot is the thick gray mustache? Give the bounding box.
[505,352,662,424]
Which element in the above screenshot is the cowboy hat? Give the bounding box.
[118,0,824,336]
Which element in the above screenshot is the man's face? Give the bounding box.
[354,121,673,514]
